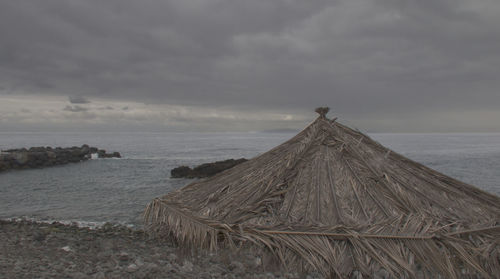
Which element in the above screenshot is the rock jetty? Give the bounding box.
[171,158,248,178]
[0,145,121,172]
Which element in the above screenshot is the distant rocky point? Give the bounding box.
[0,145,121,172]
[171,158,248,178]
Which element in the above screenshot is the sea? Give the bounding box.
[1,132,499,228]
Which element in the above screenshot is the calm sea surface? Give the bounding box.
[1,132,499,227]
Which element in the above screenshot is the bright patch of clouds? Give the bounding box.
[0,94,309,131]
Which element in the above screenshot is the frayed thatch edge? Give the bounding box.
[144,198,237,251]
[145,200,500,278]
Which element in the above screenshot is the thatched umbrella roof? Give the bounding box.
[145,107,500,278]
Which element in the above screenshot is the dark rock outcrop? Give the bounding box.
[97,150,121,159]
[170,166,193,178]
[171,158,248,178]
[0,145,121,173]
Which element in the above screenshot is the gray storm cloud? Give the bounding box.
[69,96,91,104]
[0,0,499,131]
[63,105,88,112]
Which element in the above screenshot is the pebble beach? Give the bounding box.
[0,220,322,279]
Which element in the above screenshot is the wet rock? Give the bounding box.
[171,158,248,178]
[81,144,90,154]
[97,150,106,158]
[170,166,192,178]
[97,150,121,158]
[13,152,29,165]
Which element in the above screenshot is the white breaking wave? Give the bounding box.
[3,216,135,229]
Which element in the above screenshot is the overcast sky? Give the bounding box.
[1,0,499,132]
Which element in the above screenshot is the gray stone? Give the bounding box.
[145,263,159,270]
[72,272,87,279]
[181,260,194,272]
[229,261,245,273]
[32,231,46,242]
[167,253,178,262]
[83,266,95,275]
[61,246,72,252]
[254,256,262,267]
[93,271,106,279]
[118,251,130,261]
[374,269,390,279]
[127,263,139,273]
[165,263,175,272]
[134,257,144,267]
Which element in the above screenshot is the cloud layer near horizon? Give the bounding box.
[1,0,499,132]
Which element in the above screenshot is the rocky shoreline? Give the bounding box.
[171,158,248,178]
[0,219,322,279]
[0,145,121,173]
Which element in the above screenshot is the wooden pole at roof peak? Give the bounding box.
[315,107,330,119]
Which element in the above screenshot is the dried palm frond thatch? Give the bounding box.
[145,107,500,278]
